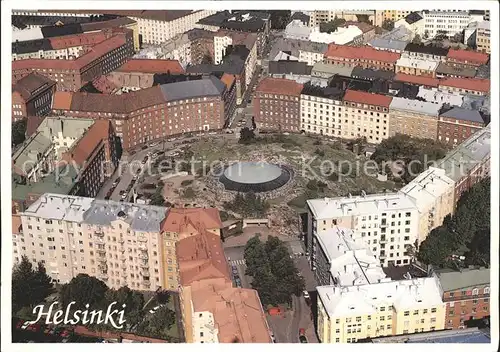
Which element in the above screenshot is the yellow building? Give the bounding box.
[383,10,412,22]
[388,97,441,140]
[317,277,446,343]
[476,24,491,54]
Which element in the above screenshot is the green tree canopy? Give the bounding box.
[60,274,109,310]
[12,119,27,147]
[382,19,395,31]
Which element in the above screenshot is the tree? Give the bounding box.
[201,53,213,64]
[423,30,429,40]
[59,274,108,310]
[435,30,448,41]
[239,127,256,144]
[417,178,490,268]
[149,188,165,206]
[12,256,53,313]
[12,119,27,147]
[382,19,395,31]
[451,32,464,43]
[268,10,291,30]
[104,286,145,329]
[243,236,305,306]
[412,34,422,44]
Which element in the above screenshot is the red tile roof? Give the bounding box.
[161,208,222,233]
[52,91,74,110]
[325,44,401,63]
[12,33,128,72]
[117,59,185,74]
[255,77,303,96]
[177,231,231,286]
[343,89,393,107]
[221,73,236,89]
[394,73,440,87]
[446,48,489,66]
[65,120,111,166]
[48,31,107,50]
[439,77,490,93]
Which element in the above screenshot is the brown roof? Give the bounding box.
[12,72,55,101]
[394,73,440,87]
[447,48,489,66]
[41,10,198,22]
[255,77,303,96]
[221,73,236,90]
[12,215,22,235]
[190,279,272,343]
[161,207,222,233]
[48,31,107,50]
[12,33,128,72]
[52,91,74,110]
[68,86,165,114]
[177,231,231,286]
[215,29,258,50]
[80,16,137,32]
[117,59,185,74]
[26,115,46,137]
[65,120,111,166]
[439,77,490,93]
[344,89,393,107]
[343,21,374,33]
[325,44,401,63]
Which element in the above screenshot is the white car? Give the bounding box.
[303,291,310,299]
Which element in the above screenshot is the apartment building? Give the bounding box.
[342,89,393,144]
[186,29,216,65]
[309,25,363,46]
[383,10,413,21]
[172,208,272,343]
[398,168,455,244]
[437,107,486,147]
[106,59,185,90]
[285,20,311,41]
[306,193,420,267]
[196,11,271,55]
[438,77,490,96]
[312,226,388,287]
[435,62,477,79]
[309,10,379,28]
[12,215,24,264]
[436,125,491,204]
[311,62,354,80]
[11,16,140,51]
[12,118,118,210]
[300,84,344,137]
[16,194,168,290]
[475,23,491,54]
[51,76,230,150]
[417,86,464,106]
[324,44,401,71]
[421,10,472,38]
[432,267,490,329]
[213,30,258,87]
[395,56,439,77]
[316,277,445,343]
[254,78,303,132]
[12,72,56,121]
[394,12,426,38]
[297,42,329,66]
[12,30,112,61]
[12,30,135,91]
[446,48,489,68]
[388,97,441,140]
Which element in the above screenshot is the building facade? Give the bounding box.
[342,89,392,144]
[422,10,472,38]
[12,72,56,121]
[432,267,490,329]
[254,78,303,133]
[300,85,344,137]
[324,44,401,71]
[437,107,486,147]
[388,97,441,140]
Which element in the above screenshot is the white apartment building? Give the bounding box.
[17,194,169,290]
[298,49,325,66]
[395,56,439,77]
[307,194,420,267]
[285,19,311,40]
[313,226,389,287]
[309,25,363,45]
[157,32,191,67]
[300,90,345,137]
[464,21,490,54]
[316,277,446,343]
[13,44,86,61]
[422,11,472,38]
[417,86,464,106]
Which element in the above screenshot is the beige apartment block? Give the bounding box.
[17,194,168,290]
[300,89,345,137]
[317,277,446,343]
[389,97,441,140]
[399,168,455,244]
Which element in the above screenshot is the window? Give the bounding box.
[472,288,479,295]
[484,287,490,294]
[431,308,437,313]
[404,311,410,316]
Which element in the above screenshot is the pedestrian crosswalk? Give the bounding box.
[229,259,246,266]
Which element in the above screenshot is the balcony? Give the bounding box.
[94,238,105,244]
[143,280,151,287]
[99,273,108,280]
[98,264,108,271]
[96,247,106,254]
[138,253,148,260]
[137,235,147,242]
[139,261,149,269]
[118,238,125,244]
[138,245,147,251]
[121,272,128,278]
[96,256,107,262]
[94,231,104,237]
[379,238,387,244]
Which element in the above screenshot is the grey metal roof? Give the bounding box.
[83,199,167,233]
[440,107,485,123]
[269,61,312,75]
[351,66,395,81]
[311,62,354,78]
[436,62,476,78]
[434,268,490,292]
[159,76,225,101]
[368,38,408,52]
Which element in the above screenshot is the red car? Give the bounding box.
[60,329,71,338]
[26,324,41,332]
[299,328,306,336]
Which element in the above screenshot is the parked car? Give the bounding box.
[303,291,310,300]
[299,328,306,336]
[235,278,242,287]
[299,335,308,343]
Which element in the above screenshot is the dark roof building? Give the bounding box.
[290,12,310,26]
[198,10,270,32]
[269,61,312,75]
[439,106,486,124]
[404,43,449,57]
[12,38,52,55]
[301,82,345,100]
[159,76,226,102]
[351,66,395,81]
[435,62,476,78]
[404,12,423,25]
